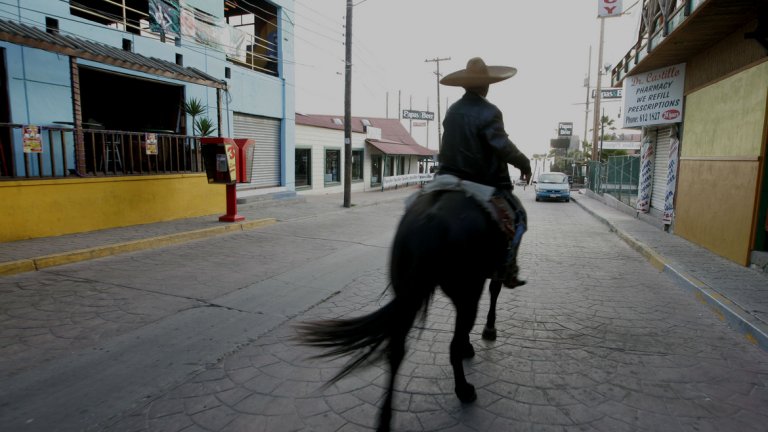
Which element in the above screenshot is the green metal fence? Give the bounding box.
[586,155,640,208]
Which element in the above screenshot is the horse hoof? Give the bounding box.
[482,326,497,341]
[456,383,477,403]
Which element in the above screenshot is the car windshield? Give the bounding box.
[538,174,567,184]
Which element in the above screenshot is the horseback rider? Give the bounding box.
[437,57,532,289]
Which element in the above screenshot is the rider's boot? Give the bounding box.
[502,261,526,289]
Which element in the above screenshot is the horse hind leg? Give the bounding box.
[482,279,503,341]
[447,282,483,403]
[377,300,421,432]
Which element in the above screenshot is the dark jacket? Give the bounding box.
[438,91,531,189]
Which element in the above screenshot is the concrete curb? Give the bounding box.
[572,195,768,352]
[0,218,277,276]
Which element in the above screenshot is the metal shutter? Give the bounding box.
[650,126,672,212]
[233,113,281,188]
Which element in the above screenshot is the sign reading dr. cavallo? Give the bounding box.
[623,63,685,128]
[402,110,435,121]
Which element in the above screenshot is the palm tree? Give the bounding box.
[599,115,617,140]
[183,98,206,136]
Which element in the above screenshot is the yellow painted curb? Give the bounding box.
[0,259,37,276]
[8,218,277,273]
[615,230,667,271]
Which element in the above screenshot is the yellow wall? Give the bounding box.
[675,62,768,265]
[1,174,226,242]
[682,62,768,158]
[676,160,759,265]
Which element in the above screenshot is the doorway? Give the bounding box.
[0,48,11,176]
[295,148,311,188]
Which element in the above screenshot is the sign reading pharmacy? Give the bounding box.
[402,110,435,121]
[623,63,685,128]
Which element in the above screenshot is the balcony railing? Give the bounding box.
[0,123,203,180]
[612,0,702,85]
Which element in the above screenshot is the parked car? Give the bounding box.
[535,172,571,202]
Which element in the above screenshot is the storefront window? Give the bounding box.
[325,149,340,184]
[384,155,394,177]
[352,150,363,181]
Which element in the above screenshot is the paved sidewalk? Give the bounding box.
[2,184,766,352]
[0,187,417,276]
[572,190,768,352]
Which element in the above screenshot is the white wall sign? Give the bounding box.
[623,63,686,128]
[598,0,623,17]
[600,140,641,150]
[383,173,433,188]
[365,126,381,140]
[637,134,654,213]
[662,128,680,224]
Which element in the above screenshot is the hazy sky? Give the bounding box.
[292,0,640,159]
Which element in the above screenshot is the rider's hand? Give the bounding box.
[523,170,532,184]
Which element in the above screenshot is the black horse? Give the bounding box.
[296,190,511,431]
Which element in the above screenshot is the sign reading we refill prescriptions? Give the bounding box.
[623,63,686,128]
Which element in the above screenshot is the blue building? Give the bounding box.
[0,0,295,241]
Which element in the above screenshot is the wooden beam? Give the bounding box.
[0,31,226,89]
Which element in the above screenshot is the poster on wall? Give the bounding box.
[149,0,180,37]
[22,125,42,153]
[145,133,158,155]
[623,63,686,128]
[662,127,680,224]
[637,133,654,213]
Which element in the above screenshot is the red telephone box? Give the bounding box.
[201,138,237,184]
[201,137,246,222]
[233,138,255,183]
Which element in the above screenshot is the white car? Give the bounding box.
[535,172,570,202]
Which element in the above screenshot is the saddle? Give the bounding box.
[406,174,523,241]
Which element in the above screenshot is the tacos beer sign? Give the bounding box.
[623,63,685,128]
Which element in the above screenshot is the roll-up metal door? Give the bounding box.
[650,126,672,211]
[233,113,281,188]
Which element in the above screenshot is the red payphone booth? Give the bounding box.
[201,138,255,222]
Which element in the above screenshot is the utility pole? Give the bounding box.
[584,46,592,158]
[591,17,605,161]
[408,95,412,135]
[398,90,401,125]
[426,97,430,150]
[343,0,352,208]
[425,57,450,153]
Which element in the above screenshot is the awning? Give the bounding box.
[367,138,436,157]
[0,19,226,89]
[613,0,760,85]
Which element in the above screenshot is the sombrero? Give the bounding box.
[440,57,517,87]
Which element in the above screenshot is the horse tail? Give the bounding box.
[294,297,407,384]
[296,192,446,384]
